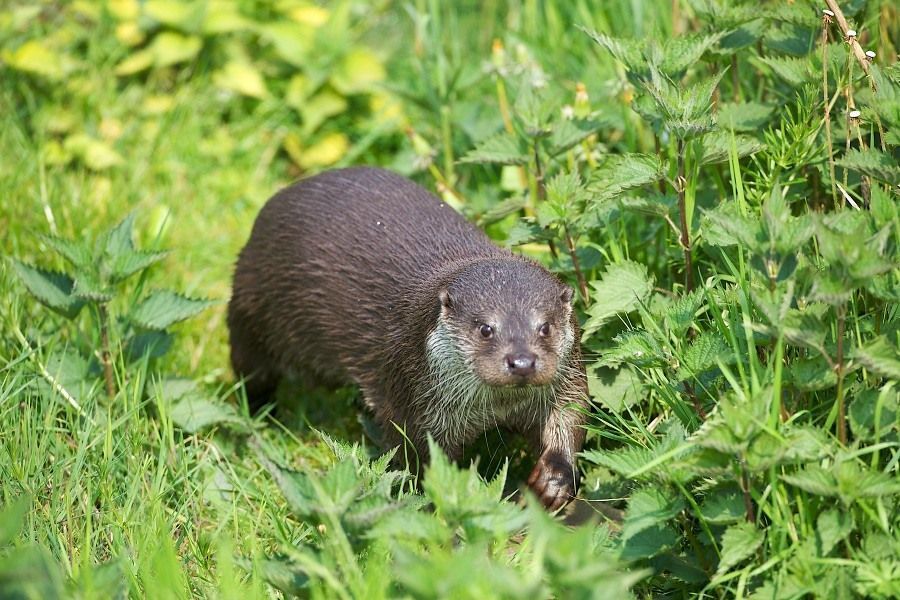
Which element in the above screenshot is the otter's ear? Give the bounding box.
[559,286,575,305]
[439,289,453,311]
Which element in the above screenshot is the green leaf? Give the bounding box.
[460,132,529,165]
[582,261,654,337]
[816,509,854,556]
[130,291,216,330]
[658,33,725,74]
[109,250,169,283]
[677,331,730,380]
[150,32,202,68]
[786,357,837,392]
[657,289,703,338]
[718,102,774,132]
[620,523,678,561]
[547,118,605,156]
[702,204,758,248]
[642,71,722,140]
[11,261,85,318]
[848,388,898,440]
[836,149,900,186]
[2,40,64,79]
[0,496,30,546]
[213,61,269,100]
[757,55,813,86]
[582,29,645,73]
[716,522,763,575]
[0,546,66,599]
[587,365,644,413]
[696,131,764,165]
[170,396,248,434]
[853,336,900,381]
[781,466,838,496]
[699,485,745,525]
[597,330,667,369]
[587,153,663,203]
[622,486,685,541]
[38,235,93,269]
[71,273,113,303]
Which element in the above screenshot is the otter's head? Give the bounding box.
[434,260,575,388]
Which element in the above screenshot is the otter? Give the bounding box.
[227,167,588,510]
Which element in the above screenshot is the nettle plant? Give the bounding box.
[455,2,899,596]
[12,214,214,408]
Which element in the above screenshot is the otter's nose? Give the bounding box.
[505,353,537,377]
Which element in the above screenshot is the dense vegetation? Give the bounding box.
[1,0,898,597]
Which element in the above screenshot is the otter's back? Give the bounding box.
[230,167,504,384]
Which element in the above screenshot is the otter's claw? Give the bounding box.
[527,451,576,511]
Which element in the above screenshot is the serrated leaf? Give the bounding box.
[656,289,703,338]
[109,250,169,283]
[853,337,900,381]
[699,485,745,524]
[836,149,900,186]
[11,261,85,318]
[547,118,605,156]
[170,396,247,434]
[620,523,678,561]
[583,29,645,72]
[460,132,529,165]
[71,273,113,302]
[130,291,216,330]
[598,330,667,369]
[716,522,763,575]
[787,356,837,391]
[587,365,644,413]
[817,509,854,556]
[622,486,685,541]
[849,388,898,440]
[678,331,730,380]
[38,235,93,269]
[718,102,774,132]
[697,131,764,165]
[781,466,838,496]
[588,153,663,203]
[702,204,758,248]
[582,261,653,336]
[757,55,813,86]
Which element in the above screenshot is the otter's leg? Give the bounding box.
[227,314,279,410]
[524,394,588,511]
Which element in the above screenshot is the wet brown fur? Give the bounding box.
[227,167,588,509]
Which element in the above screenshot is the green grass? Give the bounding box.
[2,0,900,598]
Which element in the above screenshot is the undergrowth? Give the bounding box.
[1,0,898,598]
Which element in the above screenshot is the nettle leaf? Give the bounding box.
[699,485,745,525]
[587,365,644,414]
[786,356,837,392]
[104,213,136,256]
[588,153,663,203]
[718,102,774,132]
[816,509,854,556]
[849,388,898,440]
[582,29,645,72]
[781,466,838,496]
[476,195,527,227]
[702,204,758,248]
[620,523,679,561]
[756,55,813,86]
[71,273,113,303]
[109,250,169,283]
[654,288,703,338]
[836,149,900,186]
[780,310,829,355]
[460,132,529,165]
[658,32,725,75]
[11,261,85,318]
[582,261,654,337]
[677,331,730,381]
[853,336,900,381]
[170,396,248,434]
[598,330,667,369]
[809,273,854,306]
[548,118,606,156]
[715,522,764,576]
[38,234,93,269]
[130,291,216,330]
[642,71,722,140]
[621,486,685,541]
[696,131,764,165]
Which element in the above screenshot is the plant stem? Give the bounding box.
[564,227,589,305]
[835,303,847,445]
[676,139,694,292]
[821,12,838,208]
[740,460,756,523]
[98,303,116,399]
[823,0,873,79]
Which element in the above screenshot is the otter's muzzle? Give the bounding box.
[505,352,537,377]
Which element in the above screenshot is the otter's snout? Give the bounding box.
[505,352,537,377]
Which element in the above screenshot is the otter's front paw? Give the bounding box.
[527,450,576,511]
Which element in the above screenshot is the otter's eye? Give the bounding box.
[479,324,494,339]
[538,322,551,337]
